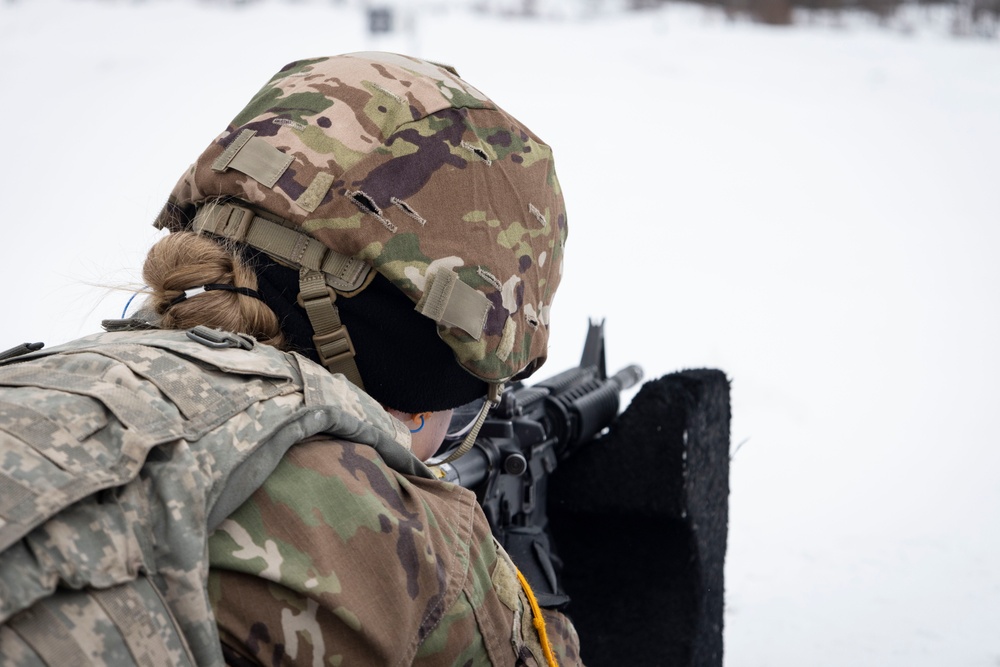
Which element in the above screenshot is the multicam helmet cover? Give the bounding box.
[155,52,567,384]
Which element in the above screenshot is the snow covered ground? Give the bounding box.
[1,1,998,664]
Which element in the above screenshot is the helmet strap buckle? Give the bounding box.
[297,269,365,389]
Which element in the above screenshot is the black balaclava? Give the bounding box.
[248,250,488,413]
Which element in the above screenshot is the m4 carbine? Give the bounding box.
[430,320,643,608]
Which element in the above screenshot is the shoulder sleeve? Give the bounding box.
[207,438,581,666]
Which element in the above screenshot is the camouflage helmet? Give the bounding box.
[155,52,567,393]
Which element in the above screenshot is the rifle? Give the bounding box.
[429,320,643,608]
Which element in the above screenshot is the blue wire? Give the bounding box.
[121,290,143,318]
[409,414,425,433]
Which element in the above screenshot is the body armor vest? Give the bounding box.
[0,327,420,666]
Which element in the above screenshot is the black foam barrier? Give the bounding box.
[549,369,730,667]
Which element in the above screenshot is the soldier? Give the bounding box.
[0,52,578,666]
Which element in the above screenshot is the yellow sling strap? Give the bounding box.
[516,568,560,667]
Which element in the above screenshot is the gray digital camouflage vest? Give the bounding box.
[0,327,424,666]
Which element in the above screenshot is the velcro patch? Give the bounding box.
[212,129,293,188]
[415,269,491,340]
[296,173,335,213]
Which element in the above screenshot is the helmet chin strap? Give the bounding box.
[188,202,369,389]
[297,268,364,390]
[430,382,504,466]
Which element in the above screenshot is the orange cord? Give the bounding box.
[516,568,560,667]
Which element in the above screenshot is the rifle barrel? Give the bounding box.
[610,364,644,392]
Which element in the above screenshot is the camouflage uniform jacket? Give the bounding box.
[0,328,581,666]
[208,437,583,667]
